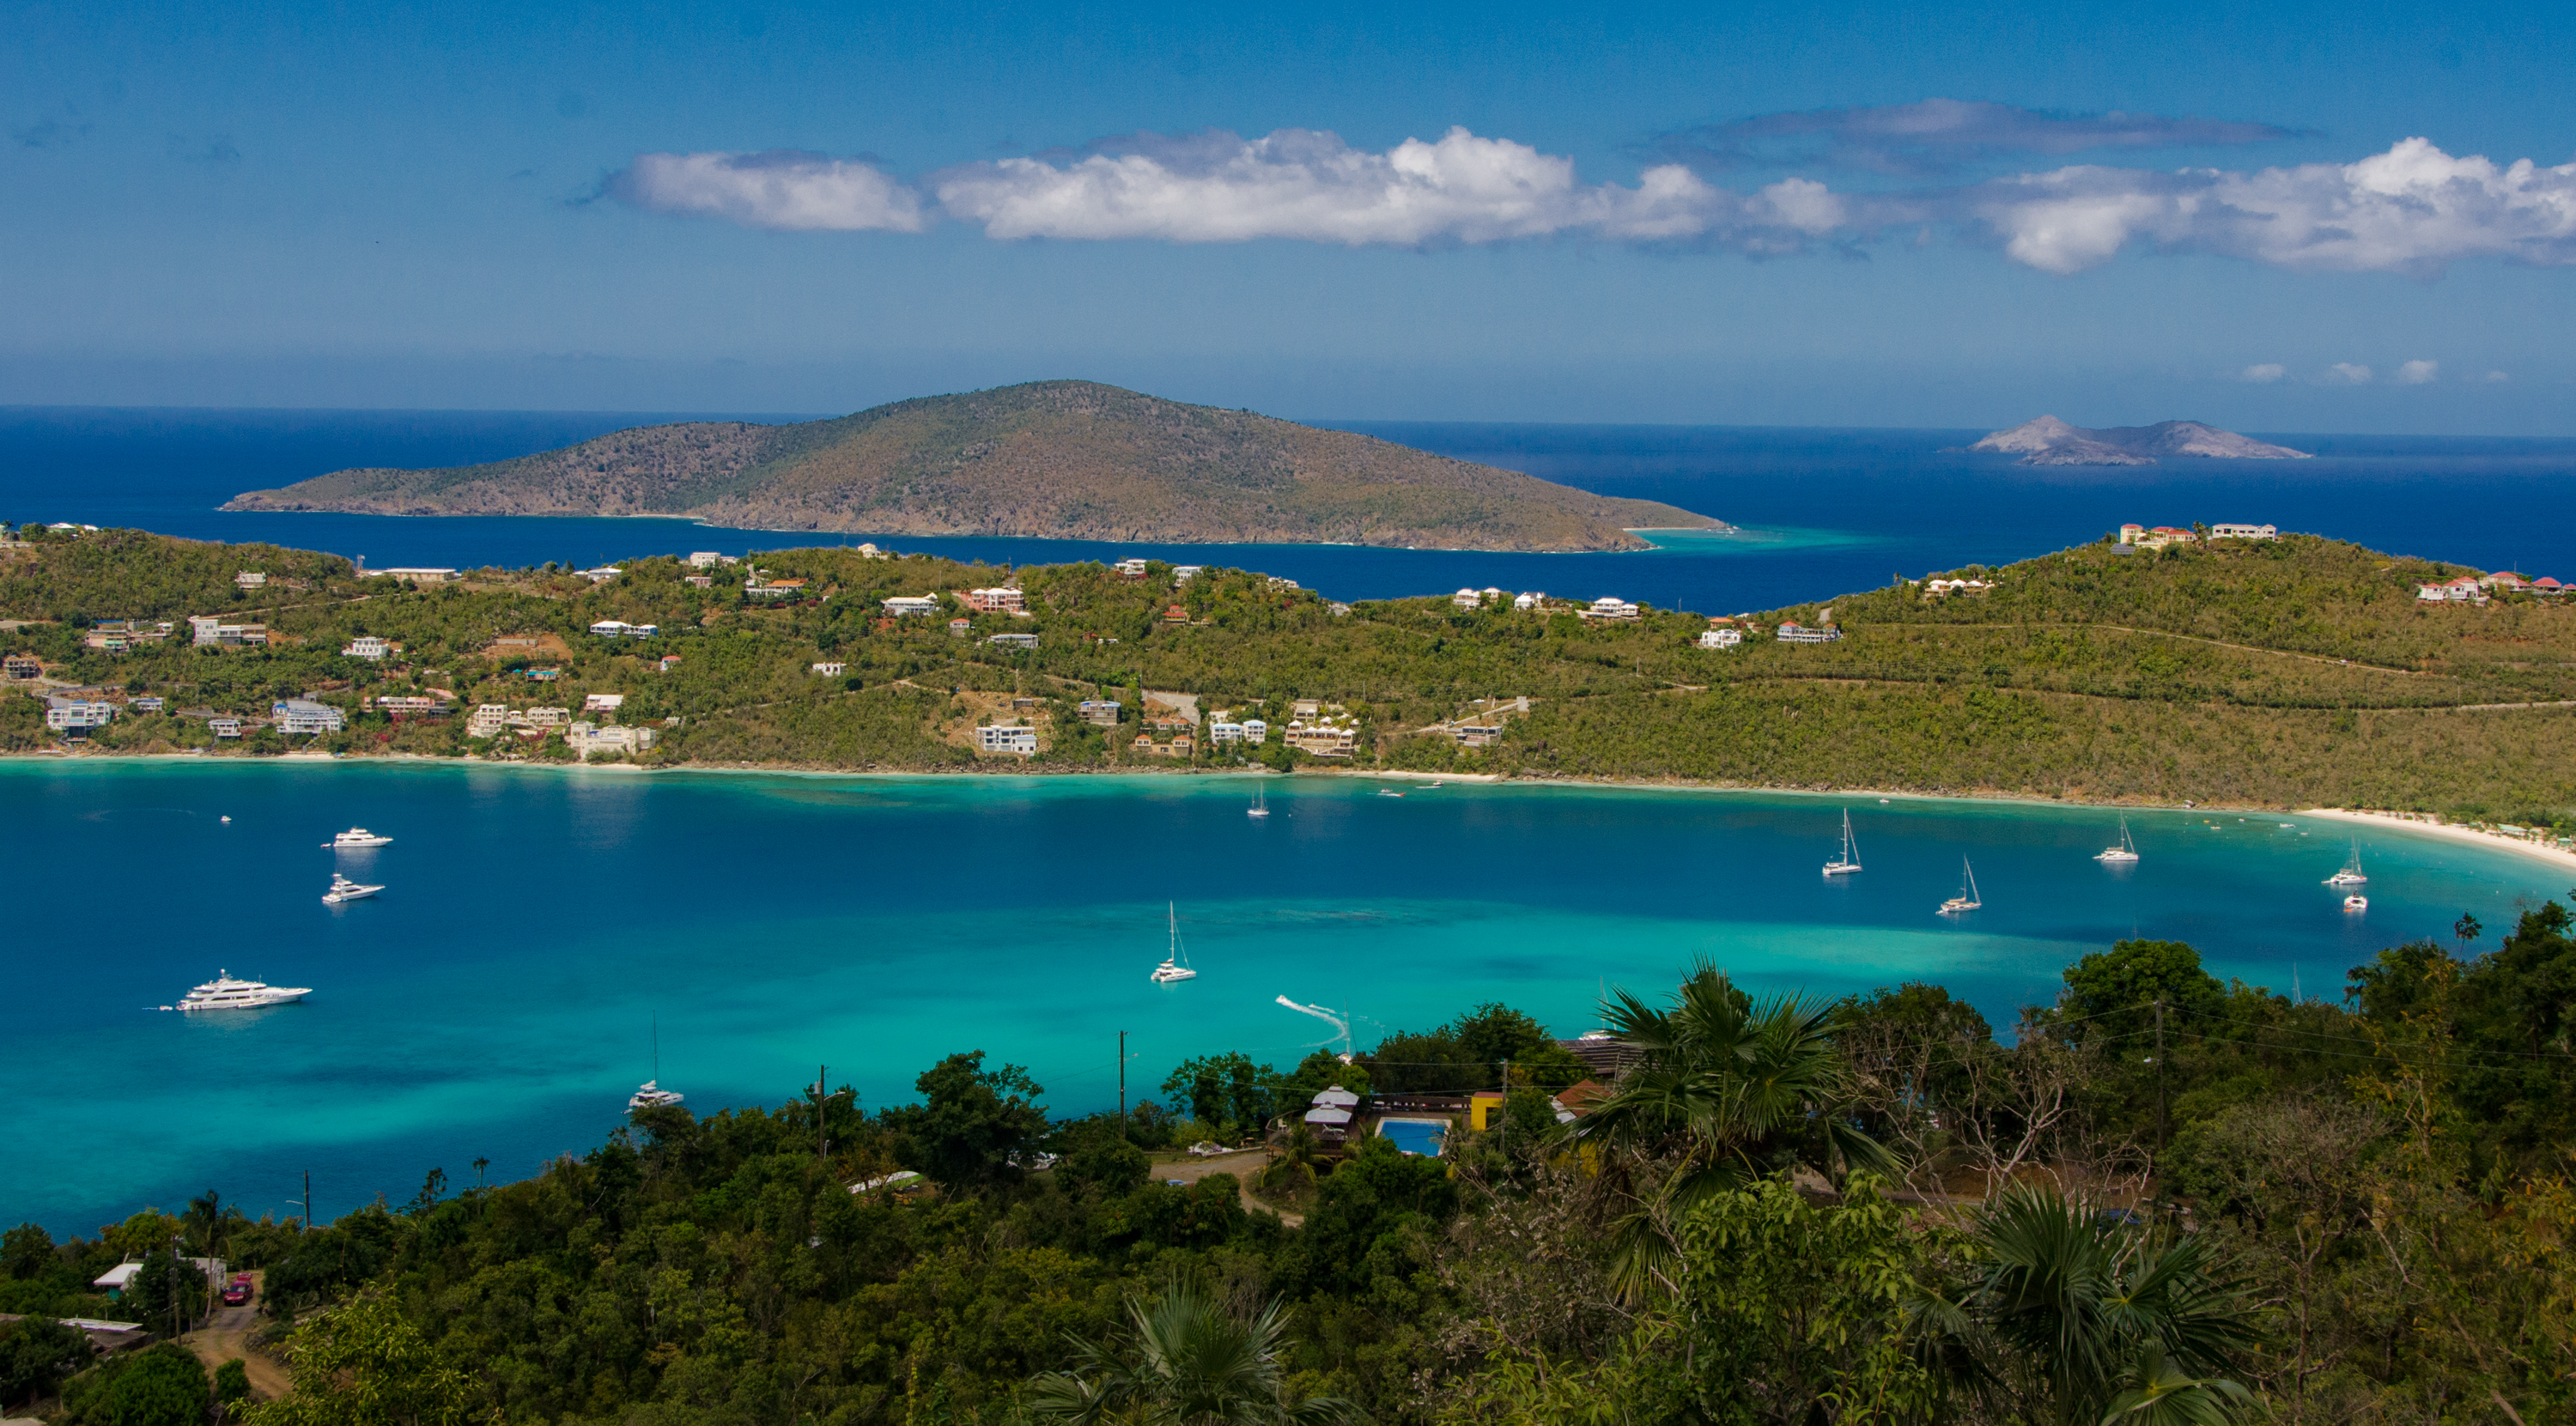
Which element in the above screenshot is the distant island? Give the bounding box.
[223,380,1722,553]
[1968,416,2312,465]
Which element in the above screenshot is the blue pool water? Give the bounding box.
[1,760,2563,1234]
[1378,1119,1451,1157]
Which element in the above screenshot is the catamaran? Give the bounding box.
[2324,842,2368,886]
[1247,786,1270,818]
[629,1015,684,1109]
[1822,810,1862,877]
[1938,858,1984,915]
[173,971,311,1011]
[325,827,392,848]
[1150,901,1198,984]
[2095,818,2141,865]
[321,872,382,905]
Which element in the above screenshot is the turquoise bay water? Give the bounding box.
[3,760,2567,1234]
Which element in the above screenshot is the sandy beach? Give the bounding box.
[2300,808,2576,878]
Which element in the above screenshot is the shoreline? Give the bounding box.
[2298,807,2576,877]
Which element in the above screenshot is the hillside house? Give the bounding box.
[1173,565,1203,583]
[129,696,165,713]
[1583,595,1642,621]
[947,617,972,637]
[576,567,623,584]
[1776,622,1842,643]
[1453,587,1483,609]
[1697,628,1743,649]
[2419,579,2488,604]
[3,654,39,679]
[985,632,1038,650]
[368,696,444,719]
[465,706,512,738]
[811,662,847,677]
[745,576,807,598]
[658,654,682,672]
[581,693,625,714]
[1513,591,1545,611]
[1266,576,1300,592]
[271,699,343,735]
[2210,523,2279,540]
[965,586,1026,613]
[341,635,394,659]
[975,724,1039,755]
[684,574,714,587]
[1078,700,1122,725]
[1163,604,1189,625]
[1115,559,1149,578]
[881,595,940,617]
[687,551,737,568]
[209,718,244,738]
[234,571,266,589]
[188,616,269,647]
[365,567,461,584]
[45,696,114,732]
[567,722,657,758]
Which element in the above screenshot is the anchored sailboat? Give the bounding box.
[629,1015,683,1111]
[1822,810,1862,877]
[1151,901,1198,984]
[1248,785,1270,818]
[2324,841,2367,886]
[1938,857,1984,915]
[2095,818,2141,865]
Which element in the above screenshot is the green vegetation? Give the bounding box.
[221,381,1711,552]
[5,523,2573,821]
[13,901,2576,1421]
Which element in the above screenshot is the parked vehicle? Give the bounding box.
[222,1273,252,1307]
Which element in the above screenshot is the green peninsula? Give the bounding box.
[2,523,2571,822]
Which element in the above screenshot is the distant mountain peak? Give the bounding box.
[1969,416,2312,466]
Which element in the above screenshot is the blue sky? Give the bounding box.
[3,0,2572,432]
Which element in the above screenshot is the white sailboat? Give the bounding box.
[1822,810,1862,877]
[321,872,382,905]
[2324,841,2367,886]
[1150,901,1198,984]
[1247,785,1270,818]
[2095,818,2141,865]
[1938,858,1983,915]
[629,1015,684,1110]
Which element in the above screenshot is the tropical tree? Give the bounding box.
[1258,1122,1324,1202]
[1571,962,1893,1300]
[1027,1280,1364,1426]
[240,1293,476,1426]
[1944,1183,2260,1426]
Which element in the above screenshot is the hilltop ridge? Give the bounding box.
[223,381,1721,553]
[1970,416,2312,465]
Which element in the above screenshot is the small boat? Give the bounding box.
[2324,842,2367,887]
[1938,858,1983,915]
[1822,809,1862,877]
[1247,786,1270,819]
[174,971,311,1011]
[1377,788,1406,798]
[2095,818,2141,865]
[628,1079,685,1110]
[2343,895,2369,913]
[321,873,382,905]
[326,827,392,848]
[1150,901,1198,983]
[219,815,232,823]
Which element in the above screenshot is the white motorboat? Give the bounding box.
[2095,818,2141,865]
[1377,788,1406,798]
[174,971,311,1011]
[321,873,382,905]
[1247,786,1270,819]
[2343,895,2369,913]
[2324,842,2367,887]
[628,1079,685,1110]
[326,827,392,848]
[1822,809,1862,877]
[1150,901,1198,984]
[1938,857,1984,915]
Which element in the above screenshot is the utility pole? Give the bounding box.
[815,1065,829,1160]
[2154,999,2168,1162]
[302,1170,311,1235]
[1118,1031,1129,1138]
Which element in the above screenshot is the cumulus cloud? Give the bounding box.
[2327,363,2374,385]
[1655,98,2293,176]
[1965,138,2576,276]
[930,127,1854,251]
[605,149,928,232]
[2394,360,2439,384]
[2237,363,2287,383]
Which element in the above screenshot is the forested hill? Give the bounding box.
[2,522,2570,822]
[222,381,1719,553]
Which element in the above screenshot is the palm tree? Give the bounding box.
[1571,962,1893,1300]
[1947,1183,2260,1426]
[1027,1281,1363,1426]
[1257,1123,1322,1202]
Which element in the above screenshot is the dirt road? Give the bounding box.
[180,1271,289,1401]
[1152,1149,1303,1226]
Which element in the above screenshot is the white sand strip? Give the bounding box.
[2300,808,2576,877]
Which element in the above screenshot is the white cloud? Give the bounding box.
[1969,138,2576,276]
[2237,363,2287,383]
[607,150,928,232]
[2482,370,2512,383]
[2327,363,2374,385]
[1657,99,2294,176]
[2394,360,2439,384]
[930,127,1850,251]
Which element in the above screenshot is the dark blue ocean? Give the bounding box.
[3,406,2572,609]
[4,409,2575,1234]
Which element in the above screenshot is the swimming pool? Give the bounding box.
[1378,1117,1450,1157]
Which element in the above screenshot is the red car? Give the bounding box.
[222,1273,252,1307]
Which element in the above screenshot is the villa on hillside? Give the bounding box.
[1581,595,1641,622]
[1776,621,1842,643]
[964,586,1025,613]
[2210,523,2279,540]
[881,595,940,617]
[975,724,1039,756]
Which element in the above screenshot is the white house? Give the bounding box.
[341,635,393,659]
[270,699,343,734]
[686,551,738,568]
[1115,559,1149,578]
[975,725,1039,755]
[1240,719,1267,743]
[882,595,941,616]
[566,722,658,758]
[1209,720,1245,743]
[1697,628,1743,649]
[1776,622,1842,644]
[1453,588,1483,609]
[1173,566,1204,583]
[2210,523,2279,541]
[465,705,512,739]
[811,661,847,677]
[234,571,267,589]
[986,632,1038,650]
[209,718,244,738]
[581,693,625,714]
[1513,592,1544,611]
[1585,596,1641,621]
[965,587,1026,613]
[576,566,623,584]
[364,567,460,584]
[45,696,114,731]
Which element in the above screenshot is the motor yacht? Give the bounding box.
[326,827,392,848]
[2343,895,2369,913]
[628,1080,685,1110]
[1822,809,1862,877]
[321,872,383,905]
[174,972,311,1011]
[1150,901,1198,983]
[1938,858,1984,915]
[2095,818,2141,865]
[2324,842,2367,886]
